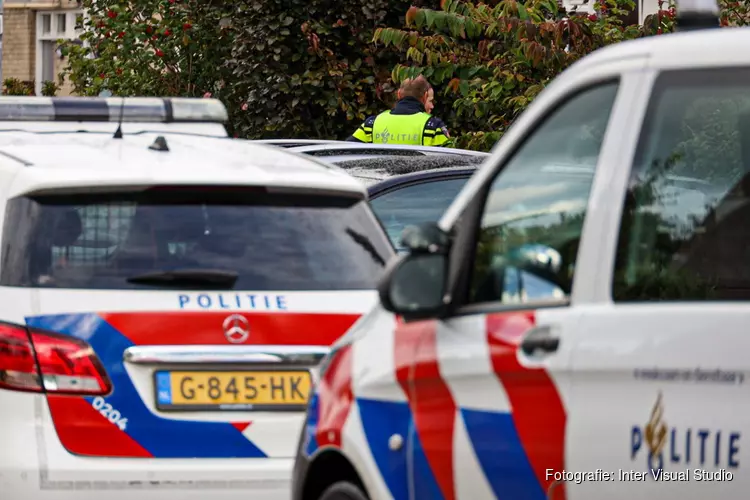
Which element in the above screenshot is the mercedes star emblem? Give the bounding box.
[223,314,250,344]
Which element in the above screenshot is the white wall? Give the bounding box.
[561,0,661,24]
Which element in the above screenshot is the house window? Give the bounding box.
[35,10,83,96]
[57,14,67,34]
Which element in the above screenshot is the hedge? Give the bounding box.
[55,0,750,149]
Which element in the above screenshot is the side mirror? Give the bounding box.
[378,222,450,320]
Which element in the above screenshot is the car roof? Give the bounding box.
[571,25,750,73]
[367,165,478,197]
[0,131,367,199]
[333,154,486,186]
[287,141,489,163]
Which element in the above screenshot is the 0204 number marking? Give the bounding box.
[91,397,129,431]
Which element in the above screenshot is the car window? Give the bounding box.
[614,68,750,301]
[468,82,620,305]
[0,187,393,290]
[369,177,470,249]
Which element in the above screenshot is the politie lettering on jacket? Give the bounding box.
[178,293,287,310]
[374,130,419,144]
[631,393,740,471]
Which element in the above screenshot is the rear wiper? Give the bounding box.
[345,228,387,266]
[126,269,238,288]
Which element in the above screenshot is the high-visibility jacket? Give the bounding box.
[347,97,450,147]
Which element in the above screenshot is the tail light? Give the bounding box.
[0,322,112,395]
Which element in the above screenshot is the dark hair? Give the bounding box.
[399,75,431,99]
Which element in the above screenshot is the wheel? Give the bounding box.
[319,481,368,500]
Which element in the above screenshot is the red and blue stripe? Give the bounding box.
[26,311,359,459]
[304,310,568,500]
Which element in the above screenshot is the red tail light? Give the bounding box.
[0,322,112,395]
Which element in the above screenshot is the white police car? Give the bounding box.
[293,2,750,499]
[0,96,393,499]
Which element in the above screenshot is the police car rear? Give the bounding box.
[0,98,393,500]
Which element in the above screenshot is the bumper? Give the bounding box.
[0,391,293,500]
[1,464,292,500]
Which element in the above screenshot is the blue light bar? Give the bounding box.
[0,96,228,123]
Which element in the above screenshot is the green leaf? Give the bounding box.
[517,3,530,21]
[415,9,426,29]
[424,9,437,29]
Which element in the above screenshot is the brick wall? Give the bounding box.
[2,5,79,96]
[2,8,36,82]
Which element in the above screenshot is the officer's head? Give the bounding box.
[398,75,434,113]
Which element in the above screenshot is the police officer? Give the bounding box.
[346,75,451,146]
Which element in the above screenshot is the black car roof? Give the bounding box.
[334,154,487,186]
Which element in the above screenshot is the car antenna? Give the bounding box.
[112,96,126,139]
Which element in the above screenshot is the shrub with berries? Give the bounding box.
[62,0,235,99]
[374,0,749,150]
[60,0,750,147]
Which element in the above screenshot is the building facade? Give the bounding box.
[2,0,81,96]
[562,0,661,23]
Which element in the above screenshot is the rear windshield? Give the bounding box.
[0,187,393,290]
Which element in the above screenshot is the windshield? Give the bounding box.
[0,187,393,290]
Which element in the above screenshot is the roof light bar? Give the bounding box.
[675,0,720,31]
[0,96,228,123]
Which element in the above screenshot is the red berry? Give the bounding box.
[152,35,158,40]
[588,13,597,21]
[183,23,192,30]
[155,49,164,57]
[657,27,663,34]
[97,20,105,28]
[107,10,116,18]
[146,26,153,34]
[169,0,175,3]
[104,31,111,38]
[118,31,125,38]
[164,28,171,36]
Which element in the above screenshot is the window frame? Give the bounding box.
[35,9,83,96]
[443,78,624,316]
[612,66,750,303]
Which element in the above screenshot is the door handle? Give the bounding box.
[520,326,560,356]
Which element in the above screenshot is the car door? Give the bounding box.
[567,66,750,500]
[399,76,632,500]
[369,176,471,251]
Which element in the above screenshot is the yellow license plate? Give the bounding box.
[155,370,312,410]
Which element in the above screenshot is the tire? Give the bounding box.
[319,481,368,500]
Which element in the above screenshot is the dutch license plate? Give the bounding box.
[154,370,312,411]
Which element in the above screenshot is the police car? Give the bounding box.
[293,2,748,499]
[0,96,394,499]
